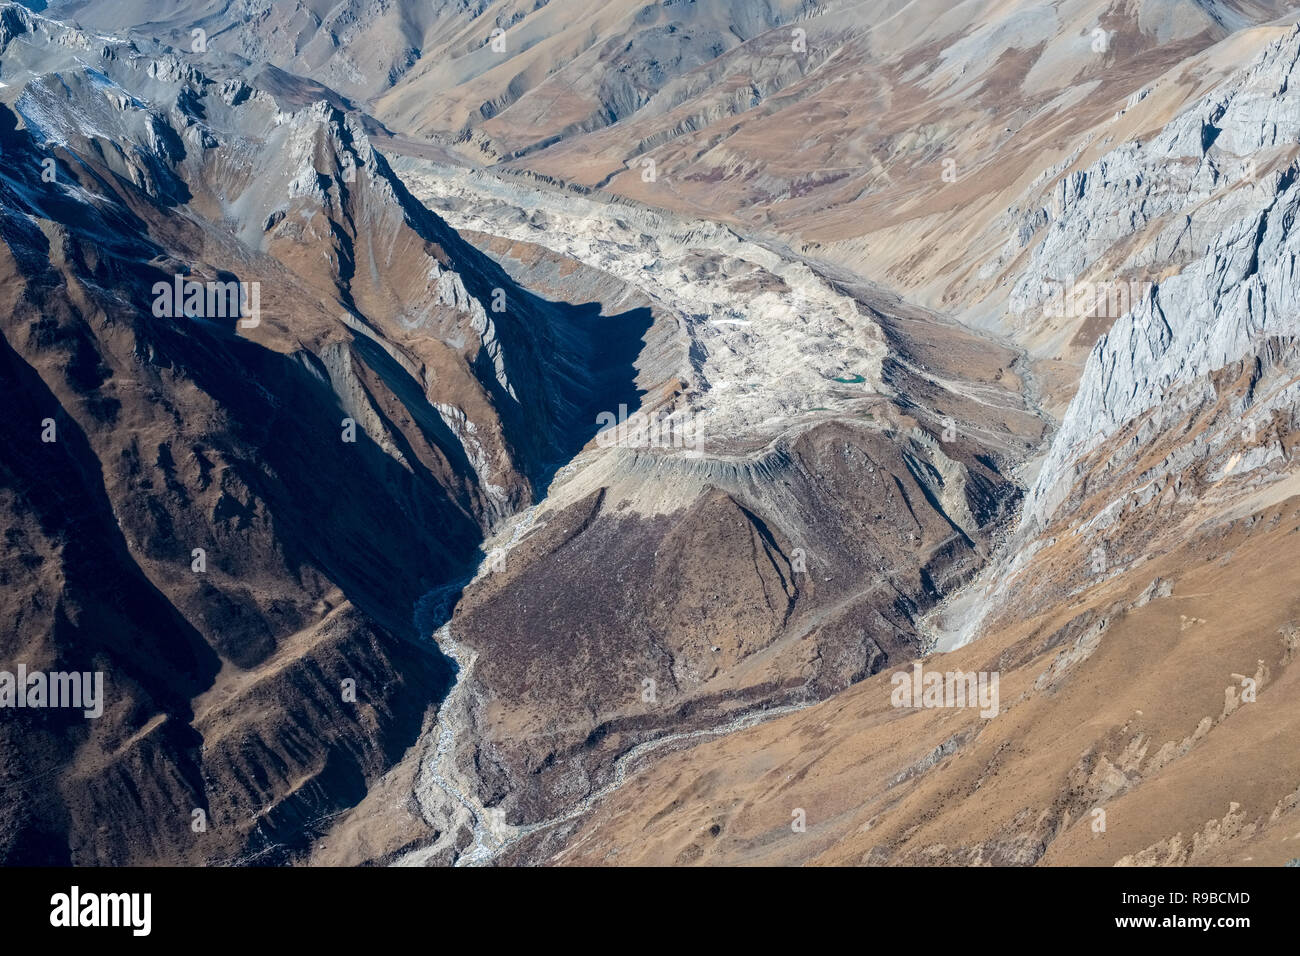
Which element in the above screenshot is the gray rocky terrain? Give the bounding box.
[3,0,1300,868]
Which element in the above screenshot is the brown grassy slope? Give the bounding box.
[533,348,1300,866]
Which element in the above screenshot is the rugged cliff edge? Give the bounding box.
[0,3,647,864]
[522,23,1300,867]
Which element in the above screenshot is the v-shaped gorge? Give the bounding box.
[9,0,1300,870]
[0,6,655,865]
[311,160,1047,865]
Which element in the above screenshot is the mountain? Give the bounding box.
[484,16,1300,867]
[3,0,1299,869]
[0,2,653,862]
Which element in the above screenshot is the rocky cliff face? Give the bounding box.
[341,151,1042,864]
[959,24,1300,642]
[1031,34,1300,510]
[8,0,1300,869]
[518,17,1300,868]
[0,2,652,863]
